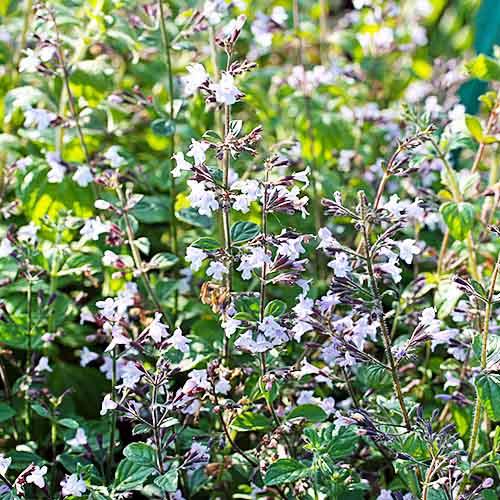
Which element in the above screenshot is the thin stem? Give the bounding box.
[360,195,411,430]
[107,348,117,476]
[471,102,498,174]
[151,379,165,474]
[25,278,33,440]
[54,30,90,164]
[221,104,232,363]
[467,254,500,462]
[158,0,178,259]
[118,188,166,317]
[259,168,269,375]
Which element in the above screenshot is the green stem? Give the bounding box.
[359,194,411,430]
[107,348,117,477]
[221,104,232,364]
[25,278,33,440]
[467,254,500,462]
[118,188,166,318]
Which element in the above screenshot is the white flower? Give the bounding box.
[95,199,111,210]
[147,312,169,343]
[0,455,11,476]
[104,146,126,167]
[24,108,56,130]
[68,428,87,447]
[210,72,241,105]
[206,261,228,281]
[377,490,393,500]
[61,474,86,497]
[34,356,52,373]
[0,238,13,257]
[100,394,117,415]
[26,465,48,489]
[80,218,109,241]
[222,317,241,337]
[317,227,339,250]
[328,252,351,278]
[188,180,219,216]
[105,323,130,351]
[119,361,143,389]
[293,166,310,187]
[397,239,420,264]
[167,328,191,353]
[73,165,93,187]
[46,152,66,183]
[215,377,230,394]
[19,49,40,72]
[183,63,209,95]
[186,246,207,272]
[18,223,38,244]
[187,139,210,166]
[172,152,192,177]
[379,257,402,283]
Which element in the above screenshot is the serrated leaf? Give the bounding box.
[114,459,155,492]
[154,464,178,492]
[264,459,310,486]
[123,442,156,466]
[131,195,171,224]
[476,373,500,421]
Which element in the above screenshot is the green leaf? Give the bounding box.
[287,404,327,423]
[114,459,155,492]
[151,119,176,137]
[177,208,213,229]
[230,221,260,243]
[154,465,178,493]
[132,195,171,224]
[0,403,16,422]
[466,54,500,81]
[57,418,79,429]
[465,114,484,142]
[149,252,178,269]
[439,202,475,240]
[264,300,287,317]
[191,237,220,251]
[476,373,500,421]
[230,412,273,432]
[264,459,310,486]
[123,442,156,467]
[31,404,50,418]
[70,58,115,91]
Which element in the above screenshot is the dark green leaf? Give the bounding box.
[230,221,260,243]
[114,459,155,491]
[264,300,287,317]
[287,404,327,423]
[476,373,500,421]
[230,412,272,432]
[123,442,156,466]
[264,459,310,486]
[151,119,176,137]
